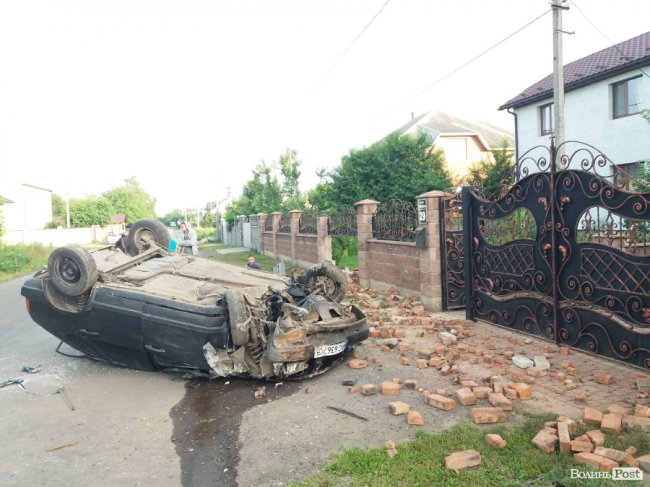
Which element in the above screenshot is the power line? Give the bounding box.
[318,0,392,84]
[406,8,552,103]
[571,0,650,78]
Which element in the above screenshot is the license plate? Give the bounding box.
[314,341,347,358]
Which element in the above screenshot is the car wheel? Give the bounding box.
[47,245,98,297]
[299,261,348,302]
[125,219,170,256]
[224,289,250,346]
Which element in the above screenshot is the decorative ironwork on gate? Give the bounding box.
[441,193,465,310]
[372,200,417,242]
[462,141,650,369]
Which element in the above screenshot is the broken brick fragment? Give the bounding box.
[388,401,410,415]
[360,384,377,395]
[532,430,558,453]
[407,410,424,426]
[444,450,482,470]
[594,372,614,385]
[426,394,456,410]
[601,412,623,434]
[381,382,400,396]
[485,433,507,448]
[348,359,368,369]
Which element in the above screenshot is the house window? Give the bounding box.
[613,76,642,118]
[539,103,554,135]
[444,138,468,162]
[612,161,643,190]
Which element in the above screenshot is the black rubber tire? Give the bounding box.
[124,219,170,256]
[224,289,250,346]
[298,261,348,302]
[47,245,98,297]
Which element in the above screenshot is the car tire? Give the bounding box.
[47,245,98,297]
[299,261,348,302]
[224,289,250,346]
[125,219,170,256]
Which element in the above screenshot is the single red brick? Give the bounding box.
[360,384,377,395]
[594,372,614,385]
[469,407,506,424]
[473,386,492,400]
[445,450,482,470]
[488,392,513,411]
[388,401,410,415]
[532,430,558,453]
[559,346,570,355]
[399,357,411,366]
[593,447,628,463]
[573,452,618,472]
[427,394,456,410]
[583,407,603,425]
[381,382,400,396]
[571,436,594,453]
[348,359,368,369]
[416,359,428,369]
[407,410,424,426]
[456,388,478,406]
[601,413,623,434]
[509,383,532,399]
[585,429,605,446]
[485,434,507,448]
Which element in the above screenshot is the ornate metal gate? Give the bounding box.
[441,193,465,310]
[463,142,650,369]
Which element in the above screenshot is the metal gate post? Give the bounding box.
[461,186,475,321]
[439,196,449,311]
[549,141,560,344]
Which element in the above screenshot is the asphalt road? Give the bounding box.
[0,274,467,487]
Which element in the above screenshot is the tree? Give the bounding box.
[69,197,114,227]
[225,149,307,228]
[52,193,66,220]
[465,139,515,201]
[310,132,453,209]
[200,211,216,228]
[103,177,156,222]
[160,209,184,227]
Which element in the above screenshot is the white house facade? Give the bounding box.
[500,31,650,173]
[2,183,52,231]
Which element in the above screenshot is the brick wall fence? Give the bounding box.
[253,190,448,310]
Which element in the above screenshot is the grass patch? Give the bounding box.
[293,412,649,487]
[0,243,53,282]
[337,254,358,269]
[206,247,280,272]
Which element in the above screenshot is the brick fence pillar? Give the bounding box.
[289,209,302,260]
[317,216,332,262]
[271,212,282,257]
[257,213,267,252]
[416,190,449,311]
[355,199,379,287]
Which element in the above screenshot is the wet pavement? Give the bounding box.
[170,377,299,487]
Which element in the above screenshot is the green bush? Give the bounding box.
[0,243,52,280]
[195,227,216,241]
[332,236,357,266]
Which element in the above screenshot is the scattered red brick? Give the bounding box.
[399,357,411,366]
[585,429,605,447]
[469,407,506,424]
[381,382,400,396]
[348,359,368,369]
[594,372,614,385]
[388,401,410,415]
[427,394,457,411]
[573,452,618,472]
[601,412,623,434]
[532,430,558,453]
[360,384,377,395]
[445,450,482,471]
[583,407,604,426]
[456,388,478,406]
[485,434,507,448]
[407,410,424,426]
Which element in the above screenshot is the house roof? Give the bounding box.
[397,111,514,148]
[111,213,127,224]
[499,31,650,110]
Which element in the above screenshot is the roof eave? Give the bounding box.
[499,56,650,111]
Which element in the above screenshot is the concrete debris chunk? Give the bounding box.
[533,356,550,369]
[512,355,534,369]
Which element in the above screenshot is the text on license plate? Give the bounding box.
[314,341,347,358]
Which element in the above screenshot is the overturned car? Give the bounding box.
[21,219,368,379]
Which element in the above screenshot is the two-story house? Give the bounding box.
[499,31,650,178]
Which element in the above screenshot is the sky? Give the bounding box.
[0,0,648,216]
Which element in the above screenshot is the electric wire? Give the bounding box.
[318,0,392,84]
[571,0,650,79]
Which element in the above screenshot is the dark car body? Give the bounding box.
[21,244,368,379]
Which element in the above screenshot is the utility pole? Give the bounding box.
[552,0,568,164]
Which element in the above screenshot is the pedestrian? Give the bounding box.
[176,221,198,255]
[115,224,132,252]
[246,255,262,270]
